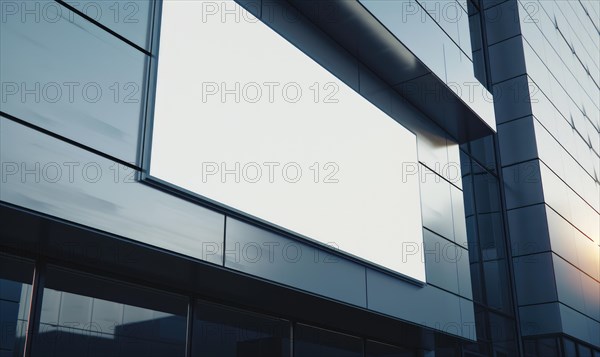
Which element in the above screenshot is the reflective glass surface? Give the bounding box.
[294,324,362,357]
[0,0,147,164]
[482,260,513,314]
[0,255,33,357]
[192,301,290,357]
[64,0,153,50]
[0,116,225,265]
[487,312,518,356]
[536,337,559,357]
[419,165,454,240]
[33,266,187,357]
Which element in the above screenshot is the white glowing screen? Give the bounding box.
[151,0,426,281]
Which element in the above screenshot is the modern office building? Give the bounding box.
[0,0,598,356]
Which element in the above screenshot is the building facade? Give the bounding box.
[0,0,598,356]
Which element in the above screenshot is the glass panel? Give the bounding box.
[365,340,415,357]
[0,0,147,164]
[473,305,488,342]
[487,312,517,356]
[64,0,153,50]
[294,324,362,357]
[0,116,225,265]
[419,165,454,240]
[579,344,593,357]
[423,230,459,294]
[192,301,290,357]
[562,337,577,356]
[523,338,536,357]
[0,254,34,357]
[467,135,496,174]
[537,337,559,357]
[472,163,501,214]
[32,266,187,357]
[477,212,506,261]
[482,260,513,313]
[469,264,484,303]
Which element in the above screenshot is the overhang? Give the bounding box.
[286,0,496,143]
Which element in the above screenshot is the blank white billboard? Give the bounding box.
[150,0,426,281]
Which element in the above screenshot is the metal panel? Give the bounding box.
[559,304,600,347]
[0,117,225,265]
[224,218,367,307]
[488,35,526,84]
[365,268,468,339]
[512,252,557,306]
[502,160,544,210]
[497,117,538,167]
[518,303,562,336]
[0,0,147,164]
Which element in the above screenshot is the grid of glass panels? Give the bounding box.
[0,254,421,357]
[0,254,33,357]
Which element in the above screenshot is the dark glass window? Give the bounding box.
[472,163,501,215]
[482,260,513,313]
[523,338,536,356]
[578,344,593,357]
[32,266,187,357]
[192,301,290,357]
[294,324,362,357]
[537,337,559,357]
[463,340,492,356]
[468,135,497,174]
[478,212,506,261]
[470,264,484,303]
[365,340,414,357]
[487,312,517,356]
[435,346,459,357]
[473,305,488,343]
[562,337,577,357]
[0,254,34,357]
